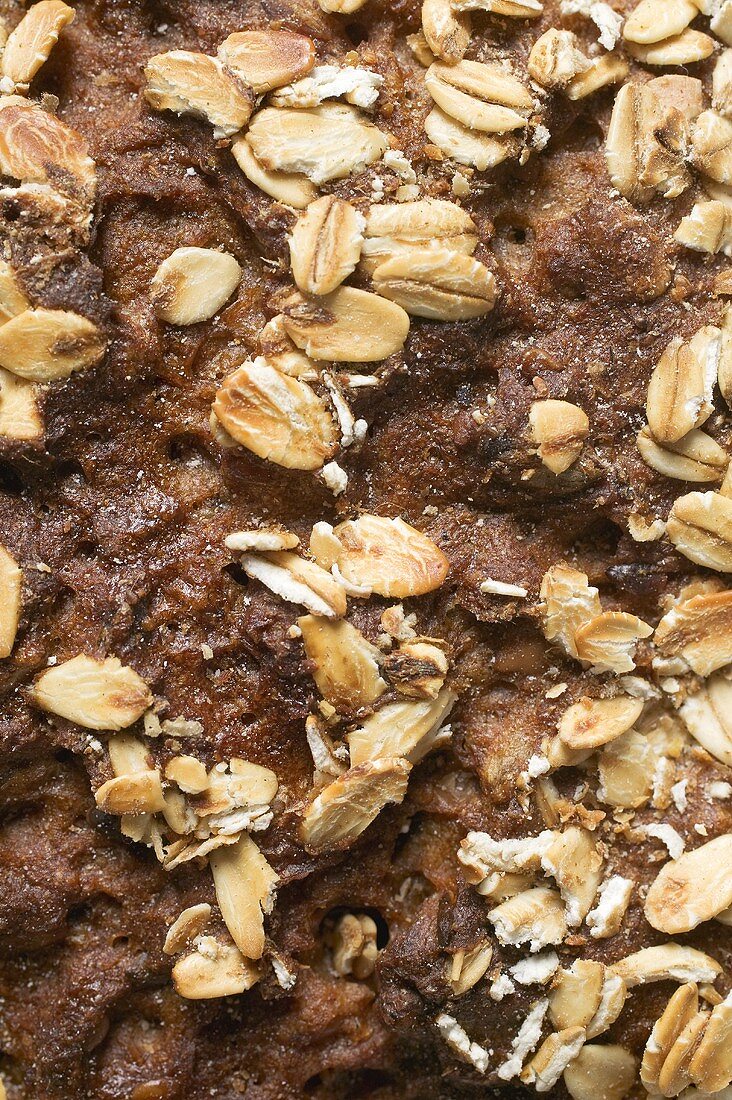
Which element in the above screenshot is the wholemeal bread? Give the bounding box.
[1,0,732,1097]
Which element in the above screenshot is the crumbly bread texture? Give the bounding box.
[1,0,732,1097]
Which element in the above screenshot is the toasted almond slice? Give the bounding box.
[425,60,532,134]
[612,944,722,988]
[348,687,455,765]
[144,51,253,137]
[623,0,698,44]
[528,29,590,89]
[689,994,732,1093]
[0,259,29,323]
[451,0,542,15]
[667,490,732,572]
[647,327,720,444]
[282,286,409,363]
[627,29,715,65]
[0,308,105,381]
[541,827,603,926]
[372,248,496,321]
[522,1027,586,1092]
[297,615,386,711]
[550,960,606,1031]
[558,695,643,751]
[658,1010,710,1096]
[165,755,209,794]
[240,550,347,619]
[530,399,590,475]
[210,833,278,961]
[637,426,729,483]
[691,110,732,185]
[574,611,652,674]
[151,247,242,325]
[422,0,471,62]
[597,729,656,809]
[300,757,411,853]
[565,54,629,101]
[95,770,166,815]
[213,358,338,471]
[172,937,260,999]
[0,544,22,659]
[1,1,74,91]
[645,834,732,934]
[539,564,602,659]
[289,196,364,296]
[333,514,449,597]
[489,885,567,950]
[0,97,96,205]
[680,673,732,765]
[384,640,449,698]
[246,104,388,185]
[641,982,699,1093]
[564,1044,637,1100]
[606,82,690,203]
[231,136,316,209]
[32,654,152,730]
[655,590,732,676]
[163,903,212,955]
[218,29,315,93]
[424,106,521,169]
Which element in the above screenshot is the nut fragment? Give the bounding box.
[326,912,379,978]
[297,615,386,710]
[539,564,601,659]
[372,248,496,321]
[424,107,521,169]
[667,490,732,572]
[655,590,732,676]
[213,358,338,471]
[1,1,74,92]
[210,834,278,961]
[421,0,471,63]
[558,695,644,751]
[647,327,720,444]
[0,544,22,658]
[680,673,732,765]
[0,308,105,381]
[172,937,260,999]
[348,687,455,764]
[645,834,732,934]
[95,770,166,815]
[332,514,449,597]
[163,903,212,955]
[144,51,254,137]
[637,426,729,483]
[283,287,409,363]
[425,60,533,134]
[627,30,716,66]
[231,136,316,209]
[300,757,411,852]
[612,944,722,988]
[564,1044,637,1100]
[0,97,96,206]
[528,30,590,89]
[32,655,152,730]
[151,247,242,326]
[606,82,689,203]
[530,400,590,475]
[218,29,315,93]
[289,196,364,296]
[690,110,732,184]
[239,550,347,618]
[623,0,698,44]
[574,611,652,674]
[246,104,388,185]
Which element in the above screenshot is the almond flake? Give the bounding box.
[231,137,316,209]
[558,695,643,751]
[691,110,732,184]
[32,654,152,730]
[1,1,74,92]
[332,513,449,597]
[422,0,471,63]
[623,0,698,44]
[213,358,338,470]
[144,51,254,137]
[0,543,22,658]
[564,1044,637,1100]
[667,490,732,572]
[528,29,590,89]
[289,195,364,296]
[645,834,732,934]
[210,833,278,960]
[348,687,455,764]
[637,426,729,483]
[218,29,315,93]
[613,944,722,988]
[172,937,260,999]
[372,247,496,321]
[0,308,105,381]
[655,590,732,676]
[300,756,411,852]
[647,327,720,444]
[283,286,409,363]
[425,60,533,134]
[297,614,386,710]
[627,29,715,66]
[424,106,521,169]
[680,673,732,765]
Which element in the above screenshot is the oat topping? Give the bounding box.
[151,246,242,325]
[0,543,22,659]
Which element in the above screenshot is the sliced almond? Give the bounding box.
[239,550,347,618]
[218,29,315,93]
[210,834,278,961]
[32,654,152,730]
[574,611,652,674]
[1,1,74,92]
[489,885,567,950]
[612,944,722,988]
[165,755,209,794]
[641,982,699,1093]
[539,564,602,659]
[300,757,411,853]
[680,673,732,765]
[0,308,105,381]
[564,1044,637,1100]
[530,400,590,475]
[0,543,22,658]
[637,426,729,482]
[421,0,471,63]
[151,247,242,326]
[289,196,364,296]
[558,695,643,751]
[348,687,455,765]
[424,106,521,169]
[623,0,698,44]
[144,51,254,137]
[297,614,386,710]
[425,60,532,134]
[689,994,732,1093]
[95,770,166,815]
[667,490,732,572]
[231,136,316,209]
[647,327,720,444]
[522,1027,586,1092]
[213,358,337,471]
[606,82,689,203]
[372,247,495,321]
[332,513,449,597]
[655,590,732,676]
[384,640,449,698]
[246,104,388,185]
[690,110,732,184]
[528,29,590,90]
[597,729,656,809]
[0,259,29,323]
[644,834,732,934]
[172,937,260,999]
[163,903,212,955]
[627,30,716,66]
[0,97,95,205]
[565,54,629,102]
